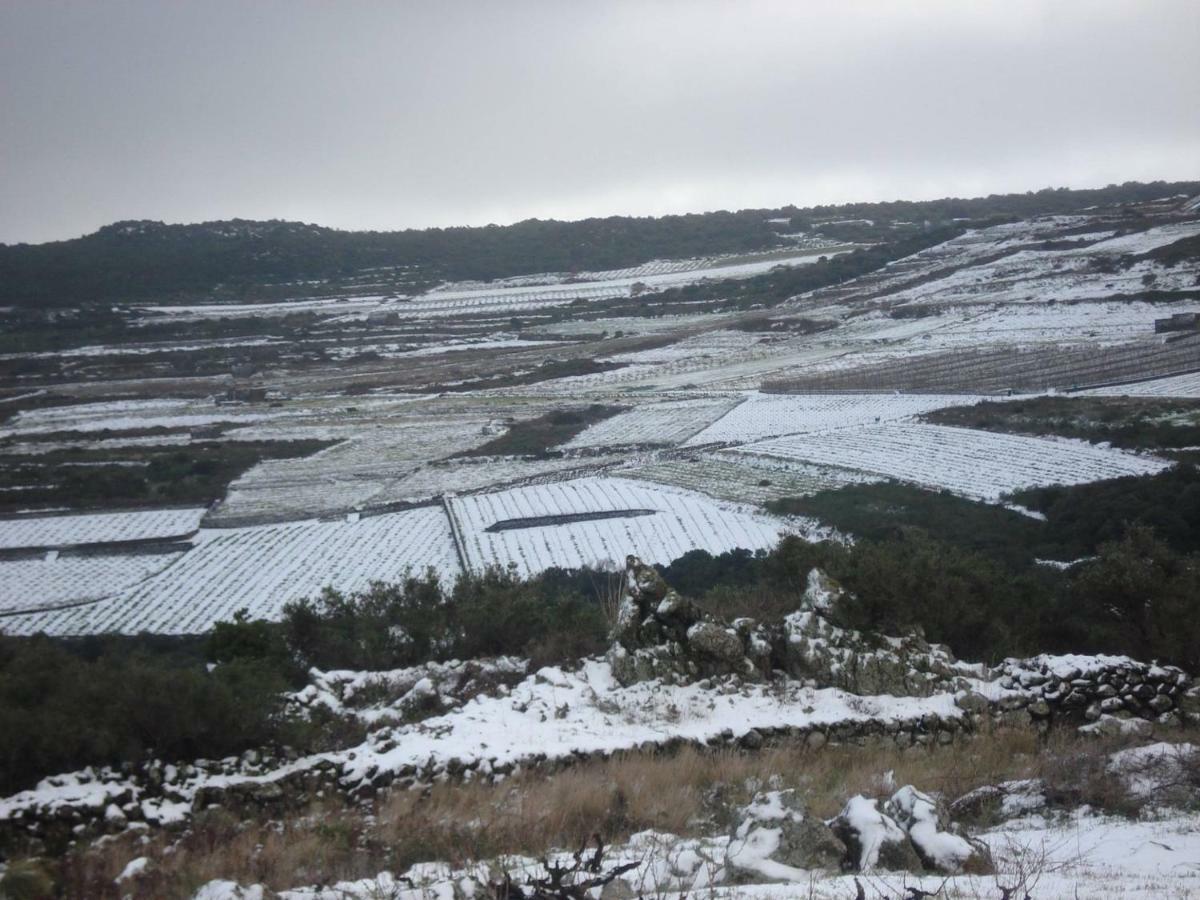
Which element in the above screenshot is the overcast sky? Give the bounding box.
[1,0,1197,245]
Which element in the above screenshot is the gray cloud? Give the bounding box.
[1,0,1197,243]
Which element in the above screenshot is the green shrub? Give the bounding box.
[0,635,298,795]
[280,566,608,672]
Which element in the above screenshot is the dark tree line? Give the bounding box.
[3,180,1195,307]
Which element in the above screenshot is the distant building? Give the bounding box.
[1154,312,1199,334]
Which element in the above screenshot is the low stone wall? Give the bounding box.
[967,655,1198,733]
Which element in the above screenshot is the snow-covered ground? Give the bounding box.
[238,810,1200,900]
[0,473,826,634]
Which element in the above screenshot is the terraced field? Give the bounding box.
[736,423,1169,501]
[3,195,1199,633]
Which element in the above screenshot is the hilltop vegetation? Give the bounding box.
[2,180,1195,307]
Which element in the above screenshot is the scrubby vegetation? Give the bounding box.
[4,181,1192,307]
[278,565,609,672]
[0,566,614,795]
[772,464,1200,562]
[0,634,296,797]
[923,396,1200,453]
[457,405,624,458]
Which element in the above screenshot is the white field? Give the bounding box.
[623,454,882,505]
[210,419,500,522]
[0,507,206,550]
[737,423,1170,501]
[404,249,848,319]
[1,505,461,636]
[0,552,184,615]
[0,399,296,437]
[446,477,809,577]
[605,329,771,365]
[877,223,1200,310]
[1082,370,1200,398]
[832,301,1199,353]
[368,454,625,506]
[684,392,983,446]
[0,473,822,634]
[560,397,740,449]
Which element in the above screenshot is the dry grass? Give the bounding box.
[23,724,1199,900]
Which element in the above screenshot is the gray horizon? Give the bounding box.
[1,0,1197,245]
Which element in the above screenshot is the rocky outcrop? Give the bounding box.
[611,558,1196,738]
[609,558,980,696]
[608,555,771,686]
[782,571,980,697]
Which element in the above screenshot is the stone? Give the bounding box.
[687,621,746,664]
[1148,694,1174,713]
[955,692,990,713]
[726,790,846,881]
[1027,699,1051,718]
[740,729,764,750]
[887,785,992,874]
[830,795,922,874]
[600,880,635,900]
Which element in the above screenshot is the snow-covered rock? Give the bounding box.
[830,795,921,872]
[725,790,845,881]
[886,785,990,873]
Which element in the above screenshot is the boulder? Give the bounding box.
[726,790,846,881]
[886,786,992,874]
[949,780,1045,829]
[829,795,922,873]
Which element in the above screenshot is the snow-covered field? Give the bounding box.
[560,397,740,448]
[684,392,982,446]
[736,423,1170,501]
[1,505,461,635]
[0,507,205,550]
[624,454,883,504]
[4,204,1198,634]
[0,473,827,633]
[1083,370,1200,398]
[446,477,809,576]
[206,810,1200,900]
[210,418,500,522]
[0,551,184,615]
